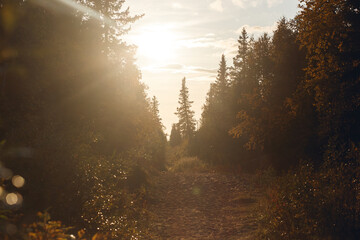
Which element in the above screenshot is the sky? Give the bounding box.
[124,0,300,134]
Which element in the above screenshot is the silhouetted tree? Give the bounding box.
[197,55,236,164]
[0,0,164,236]
[175,77,196,139]
[296,0,360,162]
[169,124,182,147]
[150,96,162,127]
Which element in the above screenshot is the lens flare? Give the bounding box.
[5,193,18,205]
[12,175,25,188]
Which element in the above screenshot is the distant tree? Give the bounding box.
[232,27,251,83]
[175,77,196,139]
[196,55,244,165]
[214,54,229,100]
[169,124,182,147]
[150,96,162,127]
[201,54,229,127]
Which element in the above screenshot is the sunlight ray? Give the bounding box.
[32,0,116,27]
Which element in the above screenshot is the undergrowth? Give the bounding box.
[258,161,360,239]
[169,157,207,172]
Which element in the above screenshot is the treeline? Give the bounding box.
[0,0,165,238]
[193,1,359,172]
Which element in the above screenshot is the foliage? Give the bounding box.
[169,124,182,147]
[228,18,314,170]
[0,0,165,236]
[79,153,149,239]
[25,211,74,240]
[195,54,249,166]
[169,157,206,173]
[258,156,360,239]
[24,211,113,240]
[296,0,360,162]
[175,78,196,140]
[166,140,189,165]
[197,20,312,170]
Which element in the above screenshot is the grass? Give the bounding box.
[168,157,207,172]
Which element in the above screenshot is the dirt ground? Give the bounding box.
[147,170,260,240]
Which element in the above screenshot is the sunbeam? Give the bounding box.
[32,0,116,27]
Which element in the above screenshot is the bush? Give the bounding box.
[169,157,206,173]
[258,161,360,239]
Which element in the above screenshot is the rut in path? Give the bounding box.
[148,170,260,240]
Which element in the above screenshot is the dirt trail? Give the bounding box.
[148,170,260,240]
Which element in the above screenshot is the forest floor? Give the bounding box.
[147,167,262,240]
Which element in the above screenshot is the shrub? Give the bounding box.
[258,161,360,239]
[169,157,206,172]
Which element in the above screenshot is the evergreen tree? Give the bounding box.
[169,124,182,147]
[232,27,250,83]
[0,0,165,235]
[214,54,229,100]
[201,54,229,126]
[150,96,162,127]
[175,77,196,139]
[296,0,360,162]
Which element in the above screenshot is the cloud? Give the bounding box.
[232,0,261,8]
[267,0,283,7]
[143,64,217,75]
[179,36,237,55]
[171,2,183,9]
[190,67,217,74]
[210,0,224,12]
[187,75,215,82]
[236,22,277,35]
[232,0,283,8]
[162,64,184,70]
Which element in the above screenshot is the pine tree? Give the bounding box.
[175,77,196,139]
[201,54,229,126]
[150,96,162,127]
[214,54,229,102]
[169,124,182,147]
[232,28,250,82]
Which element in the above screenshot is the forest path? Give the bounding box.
[148,170,260,240]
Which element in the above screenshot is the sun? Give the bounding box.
[133,26,178,62]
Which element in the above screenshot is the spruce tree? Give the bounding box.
[201,54,229,126]
[214,54,229,102]
[232,28,250,82]
[169,124,182,147]
[175,77,196,139]
[150,96,162,127]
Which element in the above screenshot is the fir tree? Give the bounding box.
[169,124,182,147]
[232,27,250,82]
[175,77,196,139]
[150,96,162,127]
[214,54,229,102]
